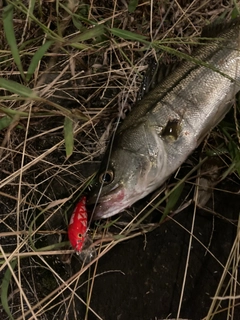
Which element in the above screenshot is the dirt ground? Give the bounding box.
[1,173,239,320]
[67,178,240,320]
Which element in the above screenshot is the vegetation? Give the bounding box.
[0,0,239,319]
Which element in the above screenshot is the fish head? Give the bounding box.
[88,123,167,219]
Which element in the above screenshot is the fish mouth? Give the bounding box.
[87,186,126,220]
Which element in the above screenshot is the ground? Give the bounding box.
[66,178,240,320]
[0,1,240,319]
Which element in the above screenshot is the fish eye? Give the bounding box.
[78,233,83,239]
[99,170,114,185]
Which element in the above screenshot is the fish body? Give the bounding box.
[89,20,240,219]
[68,196,88,252]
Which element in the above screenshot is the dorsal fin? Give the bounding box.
[138,15,240,102]
[137,59,179,101]
[201,16,240,38]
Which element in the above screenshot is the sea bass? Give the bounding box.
[88,19,240,219]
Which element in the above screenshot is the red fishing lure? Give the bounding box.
[68,196,88,253]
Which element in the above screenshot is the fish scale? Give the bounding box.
[88,19,240,219]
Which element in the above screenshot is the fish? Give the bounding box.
[68,196,88,253]
[88,19,240,219]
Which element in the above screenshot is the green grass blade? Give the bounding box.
[0,106,28,117]
[59,2,95,26]
[3,4,25,80]
[162,182,185,218]
[219,126,240,176]
[128,0,139,13]
[26,40,54,82]
[232,0,240,18]
[228,140,240,176]
[28,0,36,20]
[69,43,90,50]
[0,78,38,98]
[36,241,70,251]
[0,116,13,130]
[110,27,149,42]
[1,259,17,320]
[64,116,74,158]
[72,16,83,30]
[69,24,105,43]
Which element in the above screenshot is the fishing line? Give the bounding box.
[89,50,142,220]
[88,113,122,222]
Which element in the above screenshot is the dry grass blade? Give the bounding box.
[64,116,74,158]
[204,215,240,319]
[0,0,239,319]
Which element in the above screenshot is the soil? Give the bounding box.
[68,178,240,320]
[1,175,239,320]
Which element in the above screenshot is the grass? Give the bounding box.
[0,0,240,319]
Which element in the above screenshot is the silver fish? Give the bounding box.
[88,20,240,219]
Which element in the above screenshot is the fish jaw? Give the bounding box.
[92,180,158,219]
[92,186,126,219]
[91,183,150,220]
